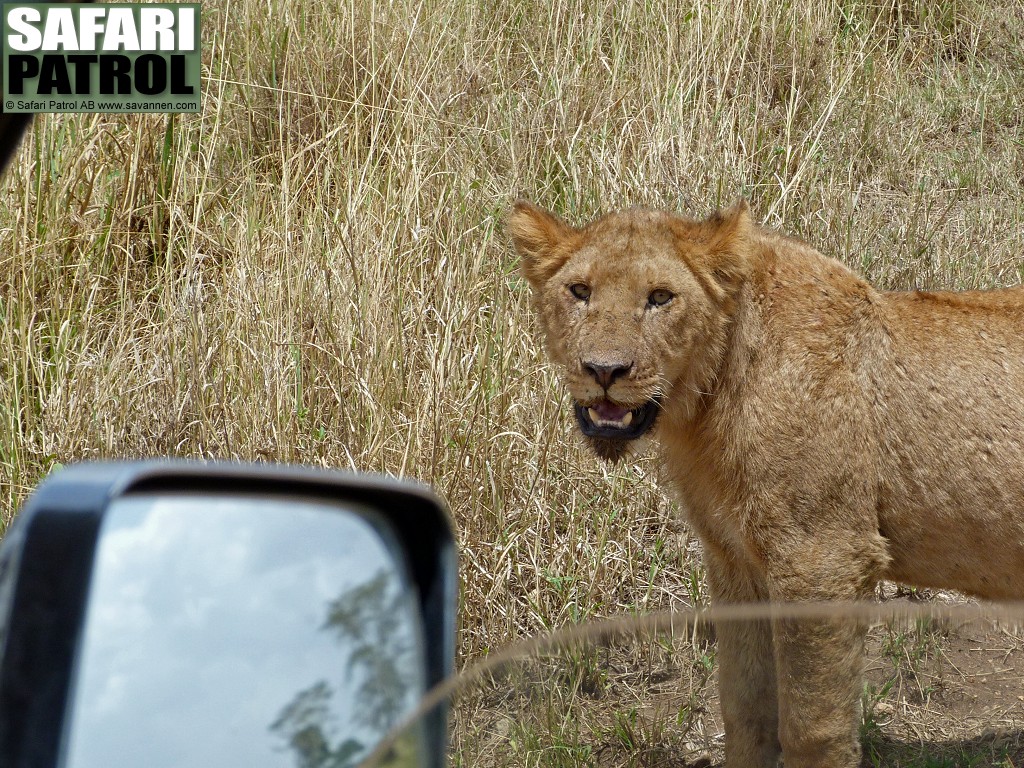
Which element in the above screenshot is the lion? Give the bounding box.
[508,199,1024,768]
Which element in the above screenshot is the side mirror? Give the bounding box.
[0,461,457,768]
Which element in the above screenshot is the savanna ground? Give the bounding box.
[2,0,1024,765]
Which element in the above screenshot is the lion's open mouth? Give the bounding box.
[574,399,660,440]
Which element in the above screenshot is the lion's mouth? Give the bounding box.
[573,398,660,440]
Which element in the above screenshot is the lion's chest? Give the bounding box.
[657,429,752,558]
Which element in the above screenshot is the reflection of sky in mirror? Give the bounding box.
[61,495,426,768]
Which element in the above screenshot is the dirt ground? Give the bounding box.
[622,596,1024,767]
[454,589,1024,768]
[859,591,1024,768]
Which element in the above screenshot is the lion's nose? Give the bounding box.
[582,359,633,390]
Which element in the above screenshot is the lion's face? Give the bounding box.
[510,201,751,460]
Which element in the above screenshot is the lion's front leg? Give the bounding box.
[770,612,866,768]
[764,542,884,768]
[705,546,781,768]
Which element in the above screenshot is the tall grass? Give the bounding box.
[2,0,1024,761]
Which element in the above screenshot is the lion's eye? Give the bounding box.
[647,289,674,307]
[568,283,591,301]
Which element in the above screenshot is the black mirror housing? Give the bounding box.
[0,461,457,768]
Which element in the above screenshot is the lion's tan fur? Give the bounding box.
[509,200,1024,767]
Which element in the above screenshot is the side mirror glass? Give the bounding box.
[0,462,456,768]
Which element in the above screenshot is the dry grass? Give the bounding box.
[2,0,1024,764]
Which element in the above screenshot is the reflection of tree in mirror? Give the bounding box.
[271,570,419,768]
[321,570,415,733]
[270,681,364,768]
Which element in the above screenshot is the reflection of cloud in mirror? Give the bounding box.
[61,496,426,768]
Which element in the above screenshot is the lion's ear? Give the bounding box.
[508,201,577,288]
[703,199,752,287]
